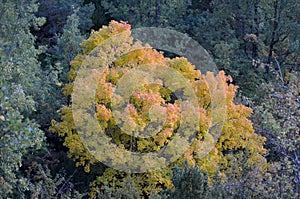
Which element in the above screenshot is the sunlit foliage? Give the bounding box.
[51,20,266,197]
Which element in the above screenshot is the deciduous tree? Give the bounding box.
[51,20,266,197]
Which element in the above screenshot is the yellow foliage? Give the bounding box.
[50,20,266,197]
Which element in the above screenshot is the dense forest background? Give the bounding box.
[0,0,299,198]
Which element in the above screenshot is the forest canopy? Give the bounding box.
[0,0,299,198]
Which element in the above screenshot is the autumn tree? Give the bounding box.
[51,20,266,197]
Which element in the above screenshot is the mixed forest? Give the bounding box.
[0,0,299,198]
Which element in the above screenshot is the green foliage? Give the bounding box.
[0,0,45,104]
[23,163,85,198]
[34,1,94,127]
[101,0,191,28]
[0,1,87,197]
[182,0,300,96]
[230,69,299,198]
[58,11,85,70]
[251,70,300,198]
[85,0,110,29]
[159,163,224,199]
[36,10,87,126]
[101,0,300,97]
[0,0,45,196]
[0,102,44,197]
[37,0,94,36]
[92,176,140,199]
